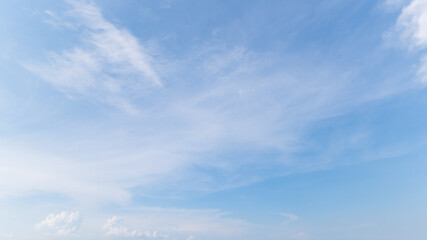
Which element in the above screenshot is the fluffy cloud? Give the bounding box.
[103,216,140,237]
[103,216,167,238]
[35,211,82,236]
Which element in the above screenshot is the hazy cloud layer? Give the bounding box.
[6,0,406,205]
[0,0,422,239]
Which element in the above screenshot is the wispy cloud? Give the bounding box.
[280,212,300,223]
[291,232,310,239]
[25,0,161,114]
[383,0,412,9]
[43,10,76,29]
[99,207,252,240]
[1,0,418,239]
[12,41,395,204]
[35,211,82,236]
[394,0,427,83]
[11,0,406,213]
[0,233,13,239]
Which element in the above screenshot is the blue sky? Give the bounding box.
[1,0,427,239]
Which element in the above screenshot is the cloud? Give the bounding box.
[292,232,310,239]
[4,43,390,205]
[2,1,413,239]
[394,0,427,83]
[280,213,300,223]
[100,207,252,240]
[0,233,13,239]
[25,0,161,114]
[35,211,82,236]
[103,216,140,237]
[396,0,427,47]
[103,216,167,238]
[383,0,412,9]
[43,10,76,29]
[5,0,406,208]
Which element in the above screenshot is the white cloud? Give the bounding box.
[3,0,405,212]
[396,0,427,48]
[35,211,82,236]
[43,10,77,29]
[280,213,300,223]
[3,42,390,205]
[292,232,310,239]
[395,0,427,83]
[1,1,412,239]
[100,207,252,240]
[26,0,161,114]
[103,216,167,238]
[383,0,412,9]
[103,216,140,237]
[0,233,13,239]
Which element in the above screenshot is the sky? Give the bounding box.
[0,0,427,239]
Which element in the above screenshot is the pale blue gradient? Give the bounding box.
[0,0,426,239]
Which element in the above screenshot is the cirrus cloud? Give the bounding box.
[25,0,161,114]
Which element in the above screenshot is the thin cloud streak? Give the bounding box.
[25,0,161,114]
